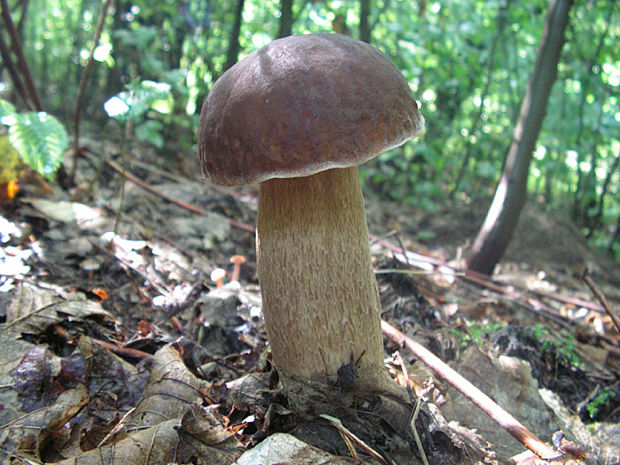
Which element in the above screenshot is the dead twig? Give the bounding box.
[581,269,620,333]
[394,352,429,465]
[88,337,154,360]
[381,320,559,460]
[86,146,610,338]
[98,407,136,447]
[320,414,390,465]
[93,153,255,233]
[373,235,607,315]
[52,324,154,360]
[4,300,65,329]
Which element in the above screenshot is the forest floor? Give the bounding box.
[1,137,619,464]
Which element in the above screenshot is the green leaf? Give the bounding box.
[0,134,23,183]
[416,229,436,240]
[135,120,164,148]
[104,80,172,122]
[1,112,68,180]
[0,99,17,117]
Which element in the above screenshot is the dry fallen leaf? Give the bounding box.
[0,384,89,461]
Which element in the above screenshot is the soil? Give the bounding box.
[0,140,618,464]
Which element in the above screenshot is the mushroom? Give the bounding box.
[210,268,226,289]
[198,33,423,390]
[229,255,246,282]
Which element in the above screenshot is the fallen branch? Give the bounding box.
[581,269,620,333]
[89,337,154,360]
[53,324,153,360]
[372,235,606,315]
[394,351,429,465]
[89,152,254,233]
[381,320,560,460]
[320,414,389,465]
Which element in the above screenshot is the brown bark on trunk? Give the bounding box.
[359,0,371,43]
[223,0,245,72]
[466,0,573,275]
[277,0,294,38]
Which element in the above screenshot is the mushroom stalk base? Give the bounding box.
[257,167,387,388]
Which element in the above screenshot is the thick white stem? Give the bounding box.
[257,167,385,384]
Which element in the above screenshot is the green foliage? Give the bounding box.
[0,100,17,116]
[6,0,619,258]
[105,80,173,123]
[450,322,506,348]
[0,135,23,184]
[112,26,166,77]
[540,338,580,367]
[0,100,68,180]
[533,325,582,368]
[532,323,550,340]
[104,80,173,148]
[135,120,165,149]
[585,387,616,419]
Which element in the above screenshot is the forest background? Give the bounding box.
[1,0,619,264]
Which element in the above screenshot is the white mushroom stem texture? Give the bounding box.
[257,167,385,384]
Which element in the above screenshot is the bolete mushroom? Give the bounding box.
[198,33,423,390]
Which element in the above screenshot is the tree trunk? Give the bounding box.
[466,0,573,275]
[594,153,620,235]
[223,0,245,72]
[277,0,293,38]
[359,0,371,43]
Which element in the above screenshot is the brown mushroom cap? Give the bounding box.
[198,33,424,186]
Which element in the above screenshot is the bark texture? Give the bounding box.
[277,0,294,38]
[359,0,371,43]
[223,0,246,72]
